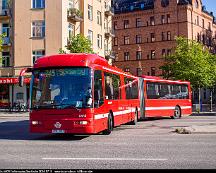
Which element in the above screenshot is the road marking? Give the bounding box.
[42,158,168,161]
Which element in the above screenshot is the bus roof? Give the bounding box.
[33,54,136,78]
[142,75,190,85]
[34,54,108,68]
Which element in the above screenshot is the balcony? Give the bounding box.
[105,5,114,16]
[105,50,115,60]
[0,9,10,20]
[105,28,115,38]
[67,8,83,23]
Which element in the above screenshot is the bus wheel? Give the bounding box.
[102,113,113,135]
[172,106,181,119]
[131,109,138,125]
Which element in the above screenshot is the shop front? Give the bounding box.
[0,77,31,110]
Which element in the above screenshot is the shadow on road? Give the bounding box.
[0,120,89,141]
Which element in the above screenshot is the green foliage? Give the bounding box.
[160,37,216,89]
[68,8,83,18]
[0,33,6,52]
[0,33,6,64]
[58,48,66,54]
[60,34,93,54]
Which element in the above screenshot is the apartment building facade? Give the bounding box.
[0,0,114,108]
[113,0,216,76]
[112,0,216,104]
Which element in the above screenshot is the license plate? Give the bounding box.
[52,130,65,134]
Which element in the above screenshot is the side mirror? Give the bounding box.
[19,76,24,87]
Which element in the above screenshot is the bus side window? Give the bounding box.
[181,85,189,99]
[112,74,121,100]
[124,78,138,99]
[104,73,120,100]
[94,70,104,107]
[105,73,114,100]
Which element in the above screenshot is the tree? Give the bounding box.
[160,37,216,89]
[59,34,93,54]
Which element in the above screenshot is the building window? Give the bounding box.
[68,23,75,39]
[124,36,130,45]
[124,52,130,61]
[88,30,93,44]
[162,32,166,41]
[202,19,205,28]
[2,0,8,10]
[151,67,156,76]
[32,50,45,63]
[2,52,10,67]
[97,34,102,48]
[151,50,155,59]
[136,18,142,27]
[150,33,155,42]
[150,16,155,26]
[32,0,45,9]
[32,21,45,37]
[162,49,166,57]
[167,31,171,40]
[2,23,10,44]
[114,21,117,30]
[197,33,200,42]
[137,68,142,76]
[167,14,170,23]
[208,22,211,30]
[69,0,75,9]
[124,68,130,72]
[195,0,199,8]
[202,34,205,44]
[88,5,93,21]
[136,35,142,44]
[114,37,118,46]
[136,51,142,60]
[124,20,129,29]
[197,16,199,26]
[97,11,102,25]
[167,49,171,56]
[161,15,165,24]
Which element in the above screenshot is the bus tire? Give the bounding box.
[131,109,138,125]
[171,106,181,119]
[102,113,113,135]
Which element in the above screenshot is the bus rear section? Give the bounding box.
[141,76,192,119]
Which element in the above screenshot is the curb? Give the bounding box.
[192,112,216,116]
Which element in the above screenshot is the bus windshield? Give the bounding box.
[31,67,93,110]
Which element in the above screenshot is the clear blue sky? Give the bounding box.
[202,0,216,16]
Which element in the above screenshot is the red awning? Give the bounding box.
[0,77,31,84]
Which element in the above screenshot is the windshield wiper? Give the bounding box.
[59,104,81,112]
[32,103,81,111]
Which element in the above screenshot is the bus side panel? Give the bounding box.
[145,99,192,117]
[93,103,110,134]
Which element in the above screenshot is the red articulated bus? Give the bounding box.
[19,54,192,135]
[20,54,140,135]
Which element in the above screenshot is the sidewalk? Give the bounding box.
[192,112,216,116]
[176,112,216,134]
[0,111,29,117]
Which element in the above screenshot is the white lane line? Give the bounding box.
[42,158,168,161]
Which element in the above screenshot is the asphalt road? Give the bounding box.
[0,114,216,169]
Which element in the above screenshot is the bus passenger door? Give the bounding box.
[139,77,145,119]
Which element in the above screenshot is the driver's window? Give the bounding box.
[94,70,104,107]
